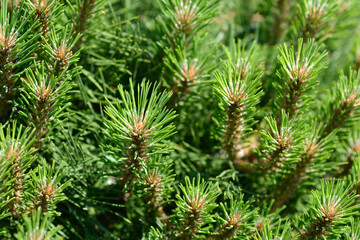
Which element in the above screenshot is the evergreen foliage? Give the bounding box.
[1,0,360,239]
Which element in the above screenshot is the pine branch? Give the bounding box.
[14,208,63,240]
[224,39,265,77]
[0,123,35,217]
[269,70,360,211]
[161,36,218,107]
[143,169,166,212]
[274,39,328,120]
[27,162,71,215]
[28,0,63,63]
[270,123,335,211]
[72,0,105,51]
[0,0,38,120]
[289,0,339,43]
[42,26,81,80]
[321,69,360,139]
[20,63,73,149]
[270,68,360,210]
[171,175,219,240]
[0,23,16,117]
[139,155,174,219]
[158,0,218,104]
[211,195,256,240]
[246,200,285,240]
[214,59,262,168]
[158,0,218,46]
[163,41,208,106]
[29,0,58,39]
[104,81,176,190]
[258,110,304,174]
[299,179,358,239]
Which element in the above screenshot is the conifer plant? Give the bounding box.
[1,0,360,239]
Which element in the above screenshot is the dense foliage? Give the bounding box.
[1,0,360,239]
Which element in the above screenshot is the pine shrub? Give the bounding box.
[1,0,360,239]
